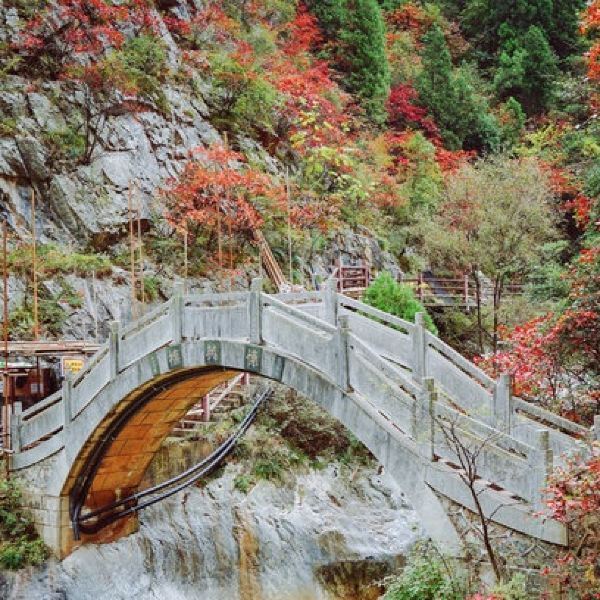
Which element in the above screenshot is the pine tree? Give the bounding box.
[341,0,390,124]
[416,25,499,151]
[462,0,585,62]
[494,25,559,114]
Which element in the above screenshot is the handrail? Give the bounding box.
[513,397,589,437]
[262,293,337,335]
[21,390,62,420]
[425,332,495,391]
[338,295,414,334]
[120,298,173,339]
[72,345,109,387]
[349,333,420,398]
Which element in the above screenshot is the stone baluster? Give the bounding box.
[248,277,263,345]
[62,371,73,427]
[337,315,350,392]
[10,401,22,453]
[322,276,338,326]
[412,312,427,383]
[529,429,553,509]
[493,372,513,433]
[413,377,436,461]
[172,281,184,344]
[109,320,120,380]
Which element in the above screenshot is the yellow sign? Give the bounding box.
[62,357,85,377]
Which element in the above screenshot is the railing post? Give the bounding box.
[202,395,210,423]
[529,429,553,509]
[413,377,435,461]
[337,315,350,392]
[109,320,120,379]
[322,276,338,326]
[10,402,22,454]
[172,281,184,344]
[62,371,73,426]
[248,277,263,345]
[412,312,427,383]
[594,414,600,443]
[493,372,512,433]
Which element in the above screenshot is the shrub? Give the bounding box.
[364,272,438,334]
[0,478,49,570]
[383,547,466,599]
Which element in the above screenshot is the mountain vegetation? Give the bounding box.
[0,0,598,595]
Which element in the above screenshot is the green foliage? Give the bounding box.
[309,0,390,123]
[105,35,169,112]
[0,117,17,137]
[364,272,438,334]
[142,276,161,303]
[8,244,112,277]
[494,26,559,114]
[340,0,390,124]
[383,546,466,599]
[461,0,585,63]
[42,126,86,161]
[416,25,500,151]
[0,477,49,570]
[527,241,571,302]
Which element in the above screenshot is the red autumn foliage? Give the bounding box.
[386,3,435,37]
[17,0,155,67]
[163,143,284,238]
[282,4,323,57]
[387,83,438,136]
[542,448,600,599]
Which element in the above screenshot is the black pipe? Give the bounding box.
[73,382,271,535]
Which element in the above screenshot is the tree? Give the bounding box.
[543,447,600,599]
[461,0,586,63]
[416,25,499,151]
[340,0,390,124]
[364,272,438,334]
[494,25,559,114]
[418,156,557,353]
[307,0,390,123]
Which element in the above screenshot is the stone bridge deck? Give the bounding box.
[9,280,594,557]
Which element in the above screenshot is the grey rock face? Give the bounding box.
[3,464,422,600]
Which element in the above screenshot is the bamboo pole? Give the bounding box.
[128,183,137,320]
[183,225,188,290]
[31,190,39,340]
[136,184,145,312]
[2,220,9,466]
[286,167,292,285]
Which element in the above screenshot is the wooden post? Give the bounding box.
[202,394,210,423]
[2,220,8,458]
[128,184,137,320]
[417,272,424,303]
[594,414,600,443]
[136,185,145,312]
[286,166,293,284]
[464,274,469,308]
[31,189,39,339]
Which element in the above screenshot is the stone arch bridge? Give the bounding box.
[9,280,594,558]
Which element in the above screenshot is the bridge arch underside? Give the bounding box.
[55,340,463,558]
